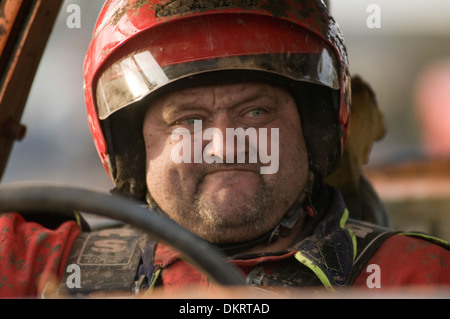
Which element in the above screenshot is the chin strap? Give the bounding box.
[216,171,317,256]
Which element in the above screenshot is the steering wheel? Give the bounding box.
[0,184,246,288]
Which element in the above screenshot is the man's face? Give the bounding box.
[143,82,309,244]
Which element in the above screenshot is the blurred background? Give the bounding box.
[1,0,450,240]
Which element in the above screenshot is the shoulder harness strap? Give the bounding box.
[345,218,398,285]
[55,226,142,297]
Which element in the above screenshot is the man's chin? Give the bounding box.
[194,190,270,239]
[194,222,269,245]
[191,170,276,241]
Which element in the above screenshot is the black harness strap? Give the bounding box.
[56,226,142,297]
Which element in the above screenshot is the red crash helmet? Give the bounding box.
[84,0,351,200]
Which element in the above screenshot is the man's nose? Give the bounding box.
[202,115,242,163]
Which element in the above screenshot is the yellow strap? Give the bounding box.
[340,208,357,261]
[399,231,450,248]
[143,268,161,297]
[294,251,335,291]
[73,211,83,230]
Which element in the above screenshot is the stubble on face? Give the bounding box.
[192,168,277,243]
[190,164,302,243]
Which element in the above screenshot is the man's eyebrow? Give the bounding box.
[162,100,203,114]
[160,100,206,122]
[232,89,281,108]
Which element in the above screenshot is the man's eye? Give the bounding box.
[248,109,265,117]
[176,117,201,126]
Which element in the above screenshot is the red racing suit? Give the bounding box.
[0,213,80,297]
[0,187,449,297]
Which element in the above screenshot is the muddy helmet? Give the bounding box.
[84,0,351,200]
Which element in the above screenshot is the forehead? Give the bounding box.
[149,82,291,111]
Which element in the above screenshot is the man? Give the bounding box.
[0,0,449,298]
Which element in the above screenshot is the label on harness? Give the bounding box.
[57,227,141,296]
[77,228,138,265]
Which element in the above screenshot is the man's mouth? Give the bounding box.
[207,167,258,175]
[195,164,261,194]
[202,163,261,176]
